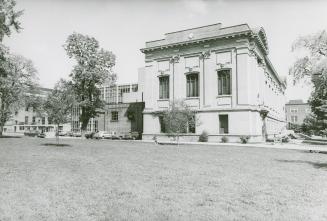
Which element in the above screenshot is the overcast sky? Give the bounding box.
[4,0,327,101]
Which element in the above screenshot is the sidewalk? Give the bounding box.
[155,140,327,152]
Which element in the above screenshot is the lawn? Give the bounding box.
[0,137,327,221]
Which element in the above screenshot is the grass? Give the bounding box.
[0,137,327,220]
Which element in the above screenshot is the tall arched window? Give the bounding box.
[217,69,231,95]
[186,73,199,97]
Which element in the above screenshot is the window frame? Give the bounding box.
[217,69,232,96]
[219,114,229,134]
[111,111,119,122]
[159,75,170,100]
[186,72,199,98]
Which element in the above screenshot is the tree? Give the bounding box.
[161,100,197,145]
[0,0,23,42]
[64,33,116,134]
[290,31,327,136]
[44,79,74,144]
[0,49,38,136]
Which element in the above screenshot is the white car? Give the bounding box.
[94,131,107,139]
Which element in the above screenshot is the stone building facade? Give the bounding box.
[140,23,286,142]
[71,76,145,136]
[285,99,311,129]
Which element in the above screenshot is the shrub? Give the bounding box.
[221,136,228,143]
[281,136,289,143]
[240,136,250,144]
[199,131,208,142]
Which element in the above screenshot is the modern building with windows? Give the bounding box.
[71,71,145,136]
[140,23,286,142]
[285,99,311,129]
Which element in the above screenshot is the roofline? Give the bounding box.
[141,30,252,52]
[264,56,286,88]
[285,103,309,105]
[165,22,223,35]
[143,23,251,48]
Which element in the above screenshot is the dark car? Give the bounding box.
[85,132,96,139]
[24,130,39,137]
[37,133,46,138]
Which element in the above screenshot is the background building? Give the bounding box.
[71,71,145,136]
[3,87,70,134]
[141,23,286,142]
[285,99,311,129]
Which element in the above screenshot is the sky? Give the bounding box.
[4,0,327,102]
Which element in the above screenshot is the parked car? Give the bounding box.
[37,133,46,138]
[66,131,73,137]
[102,132,112,139]
[130,131,140,140]
[72,132,82,137]
[24,130,40,137]
[121,131,140,140]
[111,132,123,140]
[85,132,96,139]
[93,131,107,139]
[59,131,67,136]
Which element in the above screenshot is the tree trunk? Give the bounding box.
[56,124,60,145]
[0,125,3,136]
[80,109,90,139]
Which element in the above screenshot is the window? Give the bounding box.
[32,117,36,124]
[291,116,298,123]
[159,116,166,133]
[219,115,229,134]
[25,106,29,111]
[290,108,298,113]
[159,76,169,99]
[186,73,199,97]
[42,117,45,125]
[25,116,28,124]
[119,85,130,94]
[132,84,138,92]
[218,69,231,95]
[111,111,118,121]
[106,86,117,104]
[187,115,196,133]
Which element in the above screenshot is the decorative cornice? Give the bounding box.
[170,55,180,63]
[199,50,211,59]
[140,31,252,53]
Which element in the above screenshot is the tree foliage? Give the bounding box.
[44,79,74,126]
[64,33,116,131]
[0,47,38,135]
[161,100,197,143]
[0,0,23,42]
[290,31,327,135]
[44,79,74,142]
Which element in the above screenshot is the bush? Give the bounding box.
[199,131,208,142]
[240,136,250,144]
[281,136,289,143]
[221,136,228,143]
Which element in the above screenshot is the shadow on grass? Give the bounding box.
[0,135,22,138]
[42,143,71,147]
[276,159,327,169]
